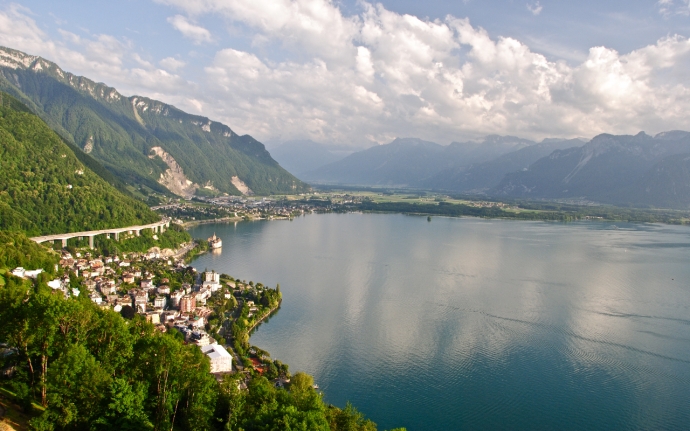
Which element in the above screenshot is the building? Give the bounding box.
[204,271,220,283]
[133,292,148,312]
[180,294,196,313]
[11,267,44,279]
[208,233,222,249]
[154,296,167,309]
[190,330,212,346]
[201,344,232,373]
[145,312,160,325]
[90,293,103,304]
[170,290,184,308]
[202,271,222,292]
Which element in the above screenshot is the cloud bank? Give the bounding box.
[2,1,690,146]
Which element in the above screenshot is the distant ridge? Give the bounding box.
[0,46,309,198]
[301,135,538,187]
[492,131,690,208]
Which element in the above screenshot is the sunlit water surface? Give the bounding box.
[190,213,690,430]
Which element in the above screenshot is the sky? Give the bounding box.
[2,0,690,148]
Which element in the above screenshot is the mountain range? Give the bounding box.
[298,130,690,209]
[300,135,582,189]
[493,131,690,208]
[0,46,308,199]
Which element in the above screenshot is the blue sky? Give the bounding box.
[2,0,690,146]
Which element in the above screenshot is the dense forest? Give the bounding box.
[0,92,160,236]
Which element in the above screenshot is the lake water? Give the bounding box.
[189,213,690,430]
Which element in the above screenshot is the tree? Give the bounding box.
[290,372,314,393]
[120,305,135,319]
[45,343,111,428]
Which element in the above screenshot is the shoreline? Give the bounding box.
[181,216,243,228]
[247,302,282,335]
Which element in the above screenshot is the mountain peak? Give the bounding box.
[654,130,690,141]
[0,46,39,70]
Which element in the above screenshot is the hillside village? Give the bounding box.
[10,241,284,380]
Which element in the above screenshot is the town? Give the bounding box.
[9,233,287,384]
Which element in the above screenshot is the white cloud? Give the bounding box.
[187,0,690,144]
[159,56,186,71]
[658,0,690,17]
[166,15,213,44]
[0,4,198,112]
[156,0,359,63]
[527,2,543,16]
[3,1,690,148]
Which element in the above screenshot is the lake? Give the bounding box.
[189,213,690,430]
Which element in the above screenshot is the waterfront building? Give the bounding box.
[208,233,222,249]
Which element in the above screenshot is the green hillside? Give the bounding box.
[0,46,309,197]
[0,92,160,236]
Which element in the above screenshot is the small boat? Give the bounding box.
[208,233,222,249]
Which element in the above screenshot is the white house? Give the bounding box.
[11,267,44,279]
[47,279,63,290]
[202,271,222,292]
[201,344,232,373]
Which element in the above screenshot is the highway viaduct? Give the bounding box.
[30,218,171,249]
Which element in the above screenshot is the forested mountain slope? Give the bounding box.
[0,92,159,235]
[0,46,308,197]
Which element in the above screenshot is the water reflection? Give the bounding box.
[190,215,690,431]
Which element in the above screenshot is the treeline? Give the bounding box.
[92,223,191,255]
[156,204,237,222]
[355,201,576,221]
[354,201,690,223]
[0,274,397,430]
[0,94,160,236]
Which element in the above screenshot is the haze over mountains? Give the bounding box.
[269,140,350,176]
[0,46,308,199]
[300,135,583,189]
[298,130,690,209]
[494,131,690,208]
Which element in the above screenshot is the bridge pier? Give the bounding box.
[88,235,95,249]
[135,229,140,237]
[114,232,119,241]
